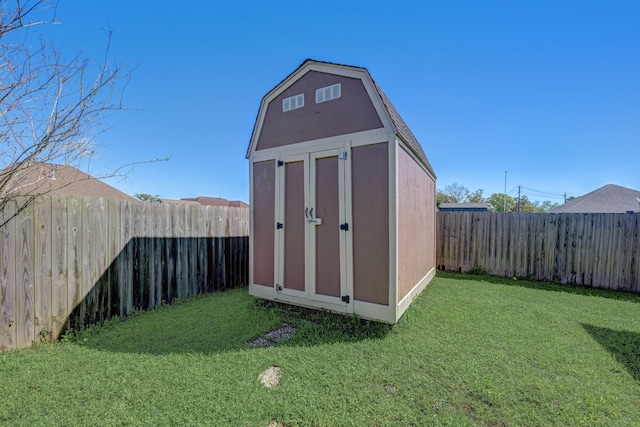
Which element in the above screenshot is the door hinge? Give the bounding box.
[276,222,283,229]
[338,151,348,160]
[340,223,349,231]
[341,295,350,303]
[277,160,284,167]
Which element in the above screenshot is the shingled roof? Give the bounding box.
[371,79,434,176]
[550,184,640,213]
[3,162,135,201]
[180,196,249,208]
[439,202,488,212]
[248,59,435,176]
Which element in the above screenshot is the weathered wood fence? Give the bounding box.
[0,195,249,351]
[437,212,640,292]
[6,206,638,350]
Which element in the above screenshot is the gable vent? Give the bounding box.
[283,93,304,112]
[315,83,341,103]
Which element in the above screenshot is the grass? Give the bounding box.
[1,273,639,426]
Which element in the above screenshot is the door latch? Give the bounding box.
[276,222,283,229]
[340,223,349,231]
[341,295,350,303]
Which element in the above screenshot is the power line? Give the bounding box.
[521,186,577,199]
[507,186,520,196]
[501,184,572,201]
[522,191,565,201]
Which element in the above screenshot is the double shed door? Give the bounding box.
[276,148,352,313]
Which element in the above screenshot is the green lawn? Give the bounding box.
[1,273,639,426]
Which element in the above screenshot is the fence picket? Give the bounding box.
[81,197,97,325]
[630,215,640,292]
[34,196,52,340]
[16,202,35,348]
[107,199,122,318]
[51,196,68,338]
[165,203,177,303]
[188,204,198,295]
[93,198,108,321]
[0,204,17,350]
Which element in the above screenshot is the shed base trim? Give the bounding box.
[396,267,436,322]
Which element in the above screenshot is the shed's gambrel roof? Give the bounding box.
[247,59,435,177]
[371,79,434,175]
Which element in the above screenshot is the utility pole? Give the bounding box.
[517,185,521,212]
[504,171,507,212]
[564,192,567,203]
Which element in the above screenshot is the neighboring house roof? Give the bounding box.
[439,202,488,212]
[181,196,249,208]
[247,59,435,177]
[159,198,200,205]
[549,184,640,213]
[3,162,135,201]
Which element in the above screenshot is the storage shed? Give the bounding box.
[247,59,437,323]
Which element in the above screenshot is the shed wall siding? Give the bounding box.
[397,146,435,301]
[351,143,389,305]
[252,161,275,287]
[256,71,383,151]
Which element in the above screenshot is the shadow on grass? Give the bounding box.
[64,288,392,356]
[436,271,640,303]
[581,324,640,383]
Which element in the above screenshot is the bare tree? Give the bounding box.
[442,183,471,203]
[0,0,130,226]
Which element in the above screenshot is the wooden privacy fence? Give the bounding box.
[437,211,640,292]
[0,195,249,351]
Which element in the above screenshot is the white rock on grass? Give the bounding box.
[258,366,282,388]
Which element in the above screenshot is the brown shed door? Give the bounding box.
[276,149,350,312]
[252,160,276,287]
[283,160,305,291]
[309,150,347,307]
[277,154,308,298]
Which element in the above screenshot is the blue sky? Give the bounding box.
[42,1,640,204]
